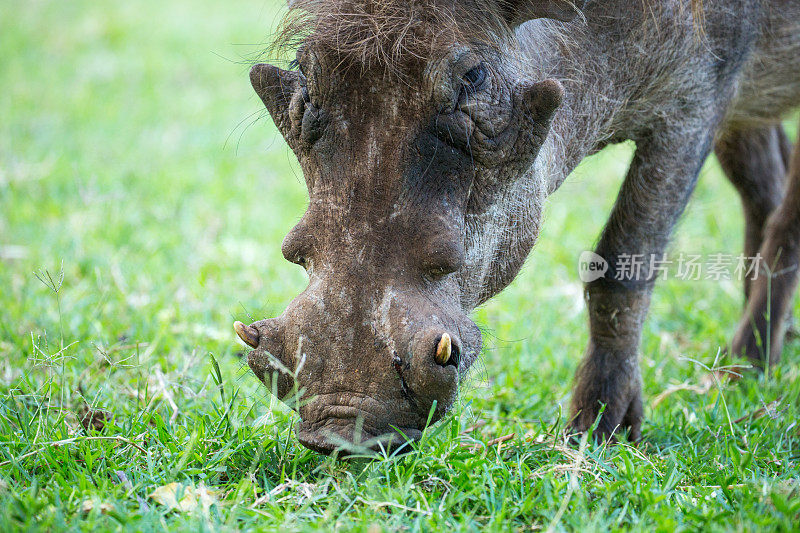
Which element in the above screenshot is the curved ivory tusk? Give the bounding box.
[435,333,452,365]
[234,321,259,348]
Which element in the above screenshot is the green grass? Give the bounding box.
[1,0,799,530]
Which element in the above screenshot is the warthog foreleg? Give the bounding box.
[570,125,719,441]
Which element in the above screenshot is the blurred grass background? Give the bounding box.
[1,0,798,529]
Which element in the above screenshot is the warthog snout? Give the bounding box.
[235,277,479,455]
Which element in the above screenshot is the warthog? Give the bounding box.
[235,0,800,453]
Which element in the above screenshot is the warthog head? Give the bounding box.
[238,0,580,453]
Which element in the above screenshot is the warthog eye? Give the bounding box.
[426,266,447,279]
[462,64,487,90]
[456,64,488,107]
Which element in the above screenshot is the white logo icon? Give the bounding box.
[578,251,608,282]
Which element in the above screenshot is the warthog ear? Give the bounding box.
[250,63,300,133]
[498,0,587,26]
[511,78,563,160]
[520,78,564,125]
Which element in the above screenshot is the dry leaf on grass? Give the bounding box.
[149,482,219,513]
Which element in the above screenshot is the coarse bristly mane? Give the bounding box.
[268,1,708,76]
[271,0,512,75]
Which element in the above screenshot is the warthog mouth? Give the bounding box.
[290,394,429,455]
[294,416,424,455]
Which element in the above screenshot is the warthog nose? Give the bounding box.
[234,321,259,348]
[433,332,460,367]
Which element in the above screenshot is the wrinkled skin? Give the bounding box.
[239,0,800,453]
